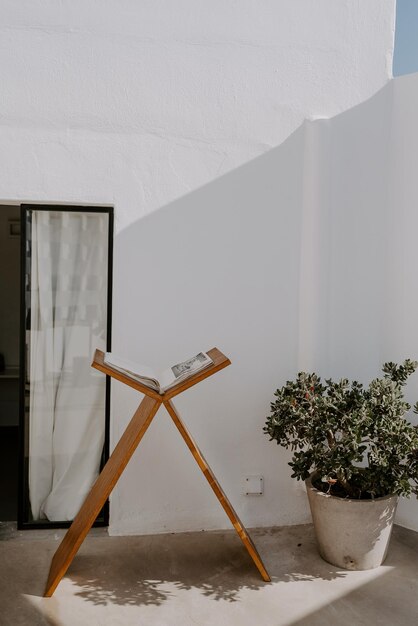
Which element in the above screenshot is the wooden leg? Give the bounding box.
[44,395,161,597]
[163,400,271,582]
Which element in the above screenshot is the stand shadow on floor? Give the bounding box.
[65,526,346,607]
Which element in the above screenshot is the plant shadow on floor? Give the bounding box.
[66,526,347,607]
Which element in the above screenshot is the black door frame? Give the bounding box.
[18,204,113,529]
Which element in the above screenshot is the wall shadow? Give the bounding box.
[110,118,310,533]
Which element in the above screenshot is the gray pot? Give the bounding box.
[305,474,398,570]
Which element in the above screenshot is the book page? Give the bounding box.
[159,352,213,391]
[103,353,158,387]
[103,351,213,393]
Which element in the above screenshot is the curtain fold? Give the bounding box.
[28,210,108,521]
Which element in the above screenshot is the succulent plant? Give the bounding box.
[264,360,418,499]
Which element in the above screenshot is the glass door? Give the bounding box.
[19,205,113,528]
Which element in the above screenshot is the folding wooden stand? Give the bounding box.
[44,347,270,596]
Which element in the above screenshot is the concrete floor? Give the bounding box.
[1,522,417,626]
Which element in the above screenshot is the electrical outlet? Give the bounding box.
[244,475,263,495]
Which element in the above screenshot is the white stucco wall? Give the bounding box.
[302,76,418,532]
[111,76,418,536]
[388,74,418,531]
[0,1,399,533]
[0,1,395,227]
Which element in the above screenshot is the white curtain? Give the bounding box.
[29,210,108,521]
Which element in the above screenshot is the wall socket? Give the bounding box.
[244,475,263,495]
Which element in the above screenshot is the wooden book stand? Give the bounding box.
[44,347,270,596]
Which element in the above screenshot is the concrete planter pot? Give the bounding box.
[305,474,398,570]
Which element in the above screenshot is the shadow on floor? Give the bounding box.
[68,532,268,606]
[63,526,346,607]
[288,525,418,626]
[3,524,418,626]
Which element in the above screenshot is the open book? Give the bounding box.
[103,351,214,393]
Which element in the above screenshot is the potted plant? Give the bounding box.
[264,360,418,570]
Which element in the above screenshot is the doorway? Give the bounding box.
[0,204,113,529]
